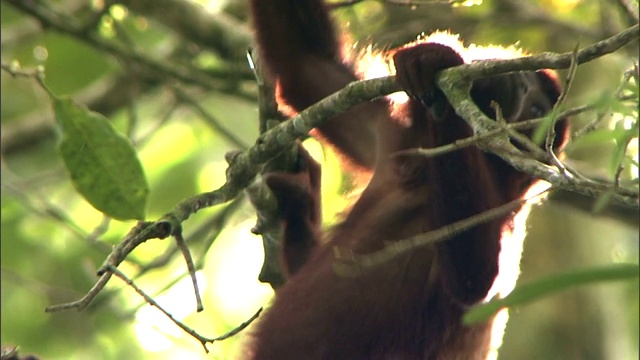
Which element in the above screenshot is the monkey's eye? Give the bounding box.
[530,104,546,118]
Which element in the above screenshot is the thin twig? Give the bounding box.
[333,189,551,276]
[106,264,261,352]
[172,87,250,150]
[544,44,579,177]
[44,21,640,315]
[573,67,638,139]
[392,98,633,160]
[4,0,253,92]
[491,101,549,161]
[173,229,204,312]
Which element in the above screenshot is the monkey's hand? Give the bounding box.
[264,144,322,275]
[393,43,464,118]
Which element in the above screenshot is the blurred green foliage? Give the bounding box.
[1,1,638,359]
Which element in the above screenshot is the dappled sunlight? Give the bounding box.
[547,0,581,12]
[138,122,201,179]
[1,1,636,359]
[206,220,273,323]
[127,221,273,357]
[196,160,228,192]
[133,272,208,352]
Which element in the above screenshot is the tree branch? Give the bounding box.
[117,0,252,61]
[44,21,638,318]
[4,0,253,91]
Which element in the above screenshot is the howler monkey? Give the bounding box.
[248,1,568,359]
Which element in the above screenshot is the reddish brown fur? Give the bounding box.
[249,1,568,359]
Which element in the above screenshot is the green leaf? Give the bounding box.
[54,97,149,220]
[591,188,615,214]
[463,263,639,325]
[531,113,555,145]
[610,126,638,174]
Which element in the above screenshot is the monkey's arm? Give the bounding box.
[251,0,387,169]
[393,42,568,305]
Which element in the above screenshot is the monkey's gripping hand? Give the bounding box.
[393,43,464,118]
[264,145,322,276]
